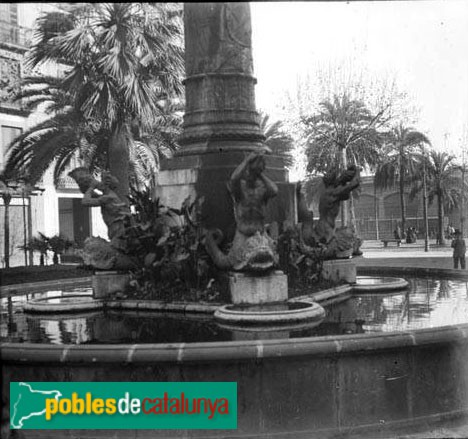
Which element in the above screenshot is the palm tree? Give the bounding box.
[303,93,385,174]
[302,93,385,226]
[5,3,184,200]
[374,124,430,234]
[258,111,294,169]
[410,150,462,246]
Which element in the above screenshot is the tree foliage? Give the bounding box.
[410,150,464,245]
[374,124,431,232]
[258,111,294,169]
[303,93,385,175]
[5,3,184,194]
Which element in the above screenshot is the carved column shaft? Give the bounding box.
[157,3,293,235]
[179,3,265,153]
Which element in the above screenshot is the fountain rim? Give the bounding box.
[2,266,468,365]
[1,324,467,364]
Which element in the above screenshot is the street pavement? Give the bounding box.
[358,239,455,270]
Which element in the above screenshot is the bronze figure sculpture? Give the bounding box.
[69,168,135,270]
[299,166,362,259]
[205,151,279,272]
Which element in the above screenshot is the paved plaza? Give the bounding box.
[358,239,455,270]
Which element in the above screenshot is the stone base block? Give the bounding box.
[92,271,130,299]
[229,270,288,304]
[322,259,356,284]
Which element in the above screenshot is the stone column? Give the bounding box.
[156,3,293,237]
[180,3,265,154]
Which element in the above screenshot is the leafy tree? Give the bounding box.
[410,150,462,245]
[303,93,385,174]
[302,93,385,226]
[259,111,294,169]
[5,3,184,199]
[272,61,416,184]
[374,124,430,234]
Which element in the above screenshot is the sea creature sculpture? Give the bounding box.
[205,151,279,272]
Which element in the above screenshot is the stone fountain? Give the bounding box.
[155,3,326,326]
[3,4,468,439]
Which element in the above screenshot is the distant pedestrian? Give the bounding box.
[446,224,455,239]
[406,227,412,244]
[451,230,466,269]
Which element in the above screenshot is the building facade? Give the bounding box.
[353,175,464,240]
[0,3,106,267]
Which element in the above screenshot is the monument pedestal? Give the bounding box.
[156,152,295,235]
[92,271,130,299]
[228,270,288,305]
[321,259,356,284]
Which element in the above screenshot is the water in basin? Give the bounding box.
[1,277,467,344]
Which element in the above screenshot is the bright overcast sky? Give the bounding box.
[251,1,468,164]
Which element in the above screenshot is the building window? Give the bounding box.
[1,4,30,47]
[0,4,19,44]
[0,4,18,26]
[1,125,22,168]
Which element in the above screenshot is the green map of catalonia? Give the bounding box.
[11,382,62,429]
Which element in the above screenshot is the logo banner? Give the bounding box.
[10,382,237,430]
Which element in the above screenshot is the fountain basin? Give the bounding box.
[2,268,468,438]
[2,325,468,438]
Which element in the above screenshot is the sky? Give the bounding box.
[251,1,468,179]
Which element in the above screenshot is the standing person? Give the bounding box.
[394,224,402,240]
[406,227,412,244]
[451,230,466,269]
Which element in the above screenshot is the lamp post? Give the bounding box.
[0,179,18,268]
[461,152,466,238]
[2,191,12,268]
[374,183,379,240]
[18,181,28,267]
[460,130,467,237]
[422,145,429,252]
[27,186,44,265]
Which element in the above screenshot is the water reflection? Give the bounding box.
[20,312,232,344]
[1,278,468,344]
[323,278,468,333]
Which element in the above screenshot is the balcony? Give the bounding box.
[0,21,32,49]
